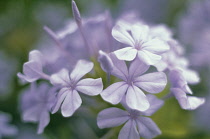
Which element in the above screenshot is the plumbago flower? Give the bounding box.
[150,26,204,109]
[20,83,56,134]
[0,112,18,138]
[100,54,167,111]
[154,39,200,85]
[97,95,164,139]
[169,69,205,110]
[50,60,103,117]
[17,50,49,83]
[112,22,169,65]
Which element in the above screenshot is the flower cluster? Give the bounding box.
[17,0,205,138]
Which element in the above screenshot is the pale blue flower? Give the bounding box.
[20,83,56,134]
[17,50,50,83]
[101,54,167,111]
[50,60,103,117]
[112,22,169,65]
[97,95,163,139]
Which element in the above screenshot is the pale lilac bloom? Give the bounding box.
[169,69,205,110]
[50,60,103,117]
[0,112,18,138]
[45,11,115,61]
[101,54,167,111]
[154,39,200,85]
[150,24,173,42]
[97,95,163,139]
[17,50,50,83]
[112,22,169,65]
[20,83,56,134]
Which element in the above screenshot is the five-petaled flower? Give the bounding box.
[97,95,164,139]
[50,60,103,117]
[112,23,169,65]
[20,83,56,134]
[100,54,167,111]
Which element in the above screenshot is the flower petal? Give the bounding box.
[183,69,200,84]
[129,58,150,78]
[18,61,43,82]
[61,90,82,117]
[137,50,162,65]
[29,50,44,66]
[70,60,93,82]
[187,96,205,110]
[142,38,169,54]
[136,117,161,139]
[52,88,69,114]
[101,82,128,104]
[50,69,70,87]
[131,25,149,45]
[112,24,135,46]
[126,85,150,111]
[97,107,129,128]
[171,88,205,110]
[22,106,40,122]
[37,111,50,134]
[76,78,103,96]
[110,53,128,80]
[141,94,164,116]
[118,119,140,139]
[114,47,137,61]
[134,72,167,94]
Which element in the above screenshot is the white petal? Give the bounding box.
[136,117,161,139]
[126,85,150,111]
[29,50,44,66]
[76,78,103,96]
[134,72,167,94]
[118,120,140,139]
[97,107,129,128]
[112,24,135,46]
[131,25,149,45]
[129,58,150,78]
[70,60,93,82]
[182,69,200,84]
[114,47,137,61]
[61,90,82,117]
[101,82,128,104]
[142,38,169,54]
[50,69,70,86]
[137,50,162,65]
[187,96,205,110]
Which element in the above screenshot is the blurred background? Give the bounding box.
[0,0,210,138]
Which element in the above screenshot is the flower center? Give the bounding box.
[129,110,140,120]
